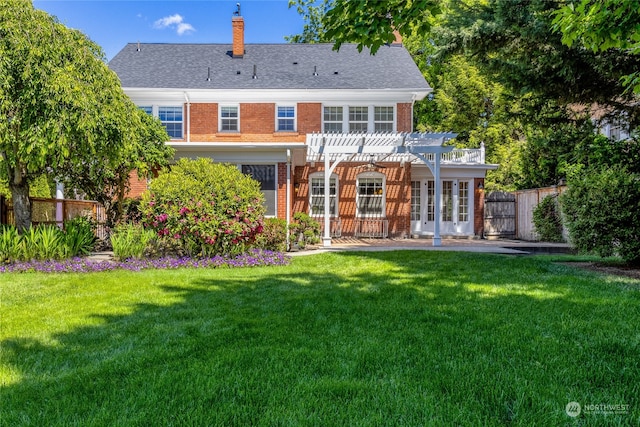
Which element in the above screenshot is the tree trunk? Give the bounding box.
[9,181,31,233]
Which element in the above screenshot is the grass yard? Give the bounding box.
[1,251,639,426]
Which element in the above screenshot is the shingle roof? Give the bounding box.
[108,43,430,91]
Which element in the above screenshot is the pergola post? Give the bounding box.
[432,154,442,246]
[323,154,332,247]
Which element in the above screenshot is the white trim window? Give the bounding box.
[309,173,338,217]
[349,106,368,132]
[220,105,239,132]
[241,164,276,216]
[357,172,386,217]
[323,105,395,133]
[157,106,183,139]
[323,106,343,132]
[374,106,394,132]
[276,105,296,132]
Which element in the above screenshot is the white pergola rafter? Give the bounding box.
[306,132,457,247]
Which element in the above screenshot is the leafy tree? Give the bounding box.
[0,0,172,232]
[553,0,640,93]
[323,0,441,53]
[60,108,173,227]
[286,0,332,43]
[317,0,640,126]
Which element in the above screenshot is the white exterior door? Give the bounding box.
[411,179,473,236]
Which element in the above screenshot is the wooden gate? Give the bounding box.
[484,191,516,239]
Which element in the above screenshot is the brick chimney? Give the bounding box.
[232,15,244,58]
[392,29,402,45]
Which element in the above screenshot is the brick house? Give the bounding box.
[109,12,497,246]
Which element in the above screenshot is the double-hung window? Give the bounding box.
[276,106,296,131]
[349,107,368,132]
[158,106,183,139]
[310,174,338,216]
[357,172,385,217]
[241,165,276,216]
[374,106,394,132]
[220,106,239,132]
[323,106,343,132]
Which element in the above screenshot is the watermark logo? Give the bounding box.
[566,401,630,417]
[566,401,581,417]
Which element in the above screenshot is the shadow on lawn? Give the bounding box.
[2,251,639,426]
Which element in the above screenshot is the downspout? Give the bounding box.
[410,94,417,132]
[286,149,291,251]
[184,92,191,142]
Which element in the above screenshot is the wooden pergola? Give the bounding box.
[305,132,457,247]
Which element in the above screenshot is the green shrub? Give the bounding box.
[21,225,65,261]
[532,194,564,242]
[63,216,96,257]
[110,223,154,260]
[0,225,23,263]
[254,218,288,252]
[289,212,320,249]
[140,158,266,257]
[561,166,640,265]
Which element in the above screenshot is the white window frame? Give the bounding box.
[141,105,183,139]
[349,106,369,133]
[374,106,395,132]
[276,105,296,132]
[356,171,386,217]
[219,105,240,132]
[309,173,338,217]
[322,105,396,133]
[323,106,343,132]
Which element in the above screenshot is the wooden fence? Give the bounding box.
[483,191,516,239]
[0,196,107,239]
[483,186,568,241]
[513,186,568,241]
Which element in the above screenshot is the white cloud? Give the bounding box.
[153,14,195,35]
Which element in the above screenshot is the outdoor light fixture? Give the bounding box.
[477,182,484,189]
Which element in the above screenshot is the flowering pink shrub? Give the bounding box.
[140,158,266,256]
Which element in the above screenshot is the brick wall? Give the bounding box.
[126,170,148,198]
[397,103,413,132]
[241,103,275,133]
[297,103,322,134]
[277,162,288,219]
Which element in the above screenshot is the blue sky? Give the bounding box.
[33,1,307,61]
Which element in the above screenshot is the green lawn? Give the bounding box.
[1,251,638,426]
